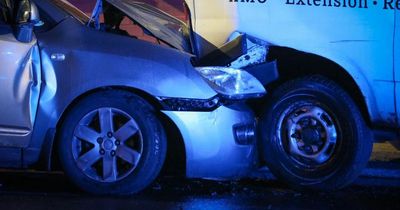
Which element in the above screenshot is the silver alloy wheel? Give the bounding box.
[278,105,338,166]
[72,107,143,182]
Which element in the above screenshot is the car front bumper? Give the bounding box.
[162,103,257,179]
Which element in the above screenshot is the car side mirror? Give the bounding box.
[13,1,43,43]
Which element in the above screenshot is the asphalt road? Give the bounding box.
[0,143,398,210]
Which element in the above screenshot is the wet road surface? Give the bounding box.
[0,143,398,210]
[0,172,399,210]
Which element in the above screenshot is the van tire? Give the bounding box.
[259,75,373,191]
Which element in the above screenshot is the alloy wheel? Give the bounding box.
[72,107,143,182]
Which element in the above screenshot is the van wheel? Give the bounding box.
[58,90,167,195]
[259,75,372,191]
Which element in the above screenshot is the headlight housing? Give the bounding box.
[195,66,266,99]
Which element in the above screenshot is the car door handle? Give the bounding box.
[50,53,66,61]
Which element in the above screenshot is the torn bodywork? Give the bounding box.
[97,0,279,86]
[0,30,40,147]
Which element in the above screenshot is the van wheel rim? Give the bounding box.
[278,105,338,167]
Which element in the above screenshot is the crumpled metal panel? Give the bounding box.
[229,35,268,69]
[0,30,39,147]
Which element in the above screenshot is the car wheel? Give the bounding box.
[58,90,167,195]
[259,75,373,191]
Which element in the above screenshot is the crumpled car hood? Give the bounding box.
[106,0,191,53]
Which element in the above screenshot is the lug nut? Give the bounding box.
[311,119,317,126]
[115,140,120,146]
[100,149,105,155]
[305,146,312,153]
[111,150,116,156]
[97,137,103,144]
[107,132,113,138]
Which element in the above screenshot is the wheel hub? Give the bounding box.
[301,128,321,145]
[281,105,338,166]
[103,138,115,151]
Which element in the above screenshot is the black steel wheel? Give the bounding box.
[58,90,166,195]
[260,75,373,191]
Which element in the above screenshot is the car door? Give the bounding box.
[0,20,41,148]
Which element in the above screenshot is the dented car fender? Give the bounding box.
[26,17,217,164]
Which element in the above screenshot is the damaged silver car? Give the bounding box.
[0,0,277,195]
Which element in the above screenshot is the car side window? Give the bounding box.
[0,9,6,24]
[102,3,167,45]
[14,0,30,24]
[0,0,13,35]
[0,0,12,25]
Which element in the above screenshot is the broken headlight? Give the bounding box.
[195,67,266,100]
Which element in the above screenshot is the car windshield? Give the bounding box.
[51,0,89,24]
[106,0,191,52]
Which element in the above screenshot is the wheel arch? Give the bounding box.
[42,86,186,175]
[264,46,373,126]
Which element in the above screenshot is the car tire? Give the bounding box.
[259,75,373,191]
[58,90,167,195]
